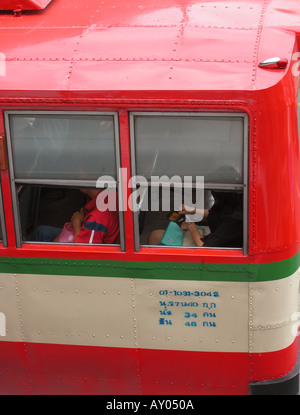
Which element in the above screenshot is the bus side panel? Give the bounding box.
[0,265,298,394]
[251,69,300,257]
[138,348,249,394]
[0,341,250,395]
[249,338,299,383]
[0,341,141,395]
[0,341,297,395]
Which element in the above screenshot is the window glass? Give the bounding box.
[9,114,116,180]
[134,114,244,183]
[18,185,121,246]
[131,113,247,251]
[5,112,123,248]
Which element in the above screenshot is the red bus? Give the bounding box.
[0,0,299,395]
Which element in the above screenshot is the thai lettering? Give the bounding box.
[202,302,216,309]
[157,288,221,329]
[203,312,216,318]
[203,321,217,327]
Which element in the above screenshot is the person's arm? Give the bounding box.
[53,231,62,242]
[181,222,204,247]
[71,208,84,239]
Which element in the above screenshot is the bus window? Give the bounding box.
[130,112,248,252]
[5,111,123,248]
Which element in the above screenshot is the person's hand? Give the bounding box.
[71,208,84,238]
[179,205,196,215]
[71,208,84,228]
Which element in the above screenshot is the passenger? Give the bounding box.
[148,191,243,248]
[183,191,243,247]
[31,188,120,244]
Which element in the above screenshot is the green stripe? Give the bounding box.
[0,253,299,282]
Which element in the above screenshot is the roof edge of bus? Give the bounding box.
[0,0,52,11]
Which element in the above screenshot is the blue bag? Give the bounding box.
[160,221,184,246]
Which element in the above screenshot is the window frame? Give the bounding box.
[0,178,7,247]
[4,110,125,250]
[129,111,249,254]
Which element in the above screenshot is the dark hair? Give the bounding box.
[211,191,242,208]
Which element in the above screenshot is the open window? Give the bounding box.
[5,111,124,249]
[130,112,248,253]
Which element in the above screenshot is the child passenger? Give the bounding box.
[32,188,120,244]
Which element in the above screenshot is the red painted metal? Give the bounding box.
[0,0,52,10]
[0,0,298,96]
[0,341,248,394]
[0,339,298,395]
[249,338,300,383]
[0,0,299,395]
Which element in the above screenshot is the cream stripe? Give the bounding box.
[249,270,300,353]
[0,270,299,353]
